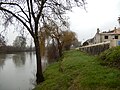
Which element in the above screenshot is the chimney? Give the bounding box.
[97,28,100,34]
[114,27,117,33]
[118,17,120,25]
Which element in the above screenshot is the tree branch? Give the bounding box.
[30,0,36,21]
[37,0,47,21]
[26,0,34,34]
[0,2,29,20]
[18,14,29,23]
[0,7,34,37]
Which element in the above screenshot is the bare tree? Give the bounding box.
[0,0,85,83]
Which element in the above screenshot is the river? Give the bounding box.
[0,52,48,90]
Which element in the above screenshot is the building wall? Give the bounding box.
[93,34,100,44]
[101,34,111,42]
[93,34,120,44]
[100,34,120,43]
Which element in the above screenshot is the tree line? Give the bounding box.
[0,35,35,53]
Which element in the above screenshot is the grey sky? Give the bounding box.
[0,0,120,45]
[67,0,120,42]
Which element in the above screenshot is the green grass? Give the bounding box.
[34,50,120,90]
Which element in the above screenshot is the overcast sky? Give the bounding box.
[67,0,120,42]
[0,0,120,45]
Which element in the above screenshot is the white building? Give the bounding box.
[83,27,120,46]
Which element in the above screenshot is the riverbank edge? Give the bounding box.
[0,50,35,54]
[33,50,120,90]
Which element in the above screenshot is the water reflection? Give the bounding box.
[0,52,36,90]
[0,52,48,90]
[12,53,26,67]
[0,54,6,69]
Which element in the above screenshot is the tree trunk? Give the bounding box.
[57,39,62,57]
[34,38,44,84]
[58,45,62,57]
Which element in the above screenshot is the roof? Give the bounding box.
[100,28,120,35]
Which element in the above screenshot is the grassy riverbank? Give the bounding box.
[34,50,120,90]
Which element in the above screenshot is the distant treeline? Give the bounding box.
[0,46,35,53]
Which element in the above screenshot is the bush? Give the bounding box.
[99,46,120,68]
[47,44,59,63]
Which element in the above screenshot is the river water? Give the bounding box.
[0,52,48,90]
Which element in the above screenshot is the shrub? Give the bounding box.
[99,46,120,68]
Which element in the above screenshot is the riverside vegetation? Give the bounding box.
[99,46,120,69]
[34,49,120,90]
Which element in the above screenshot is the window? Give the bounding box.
[104,36,108,39]
[115,35,118,39]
